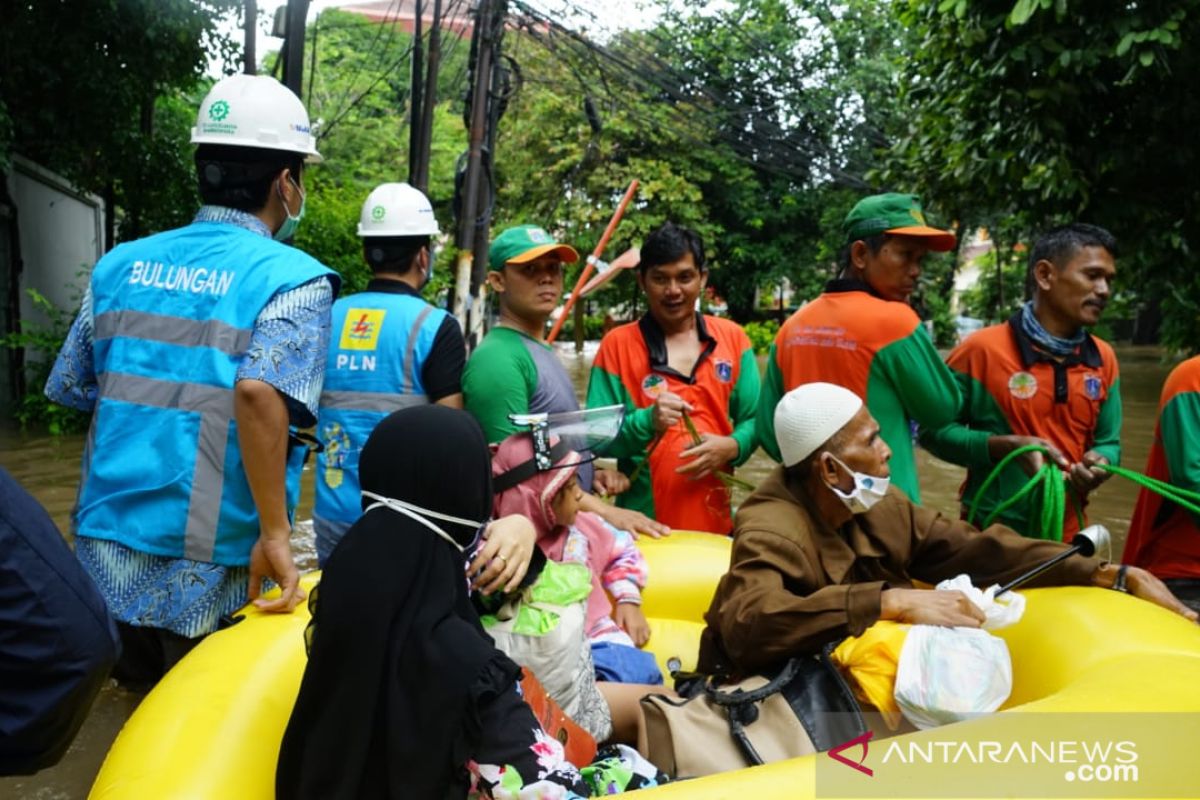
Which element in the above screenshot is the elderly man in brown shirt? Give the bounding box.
[697,382,1195,678]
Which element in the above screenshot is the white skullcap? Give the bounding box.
[774,383,864,467]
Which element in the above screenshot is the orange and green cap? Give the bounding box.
[489,225,580,272]
[843,193,956,252]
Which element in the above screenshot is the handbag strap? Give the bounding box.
[703,657,801,706]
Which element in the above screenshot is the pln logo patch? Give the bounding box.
[714,358,733,383]
[1083,374,1103,400]
[339,308,387,351]
[1008,371,1038,400]
[641,373,668,400]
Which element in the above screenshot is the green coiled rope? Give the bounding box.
[966,443,1200,542]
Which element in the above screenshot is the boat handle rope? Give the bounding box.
[966,443,1200,542]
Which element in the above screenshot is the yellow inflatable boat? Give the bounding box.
[90,532,1200,798]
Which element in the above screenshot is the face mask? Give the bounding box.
[417,248,432,290]
[361,490,486,553]
[827,455,890,514]
[273,176,306,241]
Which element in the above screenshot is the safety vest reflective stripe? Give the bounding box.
[318,390,429,412]
[96,371,233,561]
[400,306,434,393]
[94,310,251,356]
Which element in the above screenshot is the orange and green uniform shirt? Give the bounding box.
[921,316,1121,542]
[587,313,759,534]
[756,280,960,503]
[1122,356,1200,579]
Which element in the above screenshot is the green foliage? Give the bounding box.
[742,320,781,355]
[882,0,1200,351]
[961,249,1027,324]
[284,9,470,297]
[0,291,89,434]
[0,0,239,242]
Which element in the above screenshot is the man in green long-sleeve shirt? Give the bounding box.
[921,223,1122,541]
[757,193,961,502]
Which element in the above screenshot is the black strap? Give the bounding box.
[491,439,574,493]
[705,644,867,766]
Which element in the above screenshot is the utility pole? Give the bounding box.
[408,0,425,187]
[244,0,257,74]
[281,0,310,97]
[452,0,508,347]
[412,0,443,193]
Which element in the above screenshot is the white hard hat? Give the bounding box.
[774,382,863,467]
[192,74,322,163]
[357,182,439,237]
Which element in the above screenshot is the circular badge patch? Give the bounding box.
[1008,371,1038,400]
[641,374,668,400]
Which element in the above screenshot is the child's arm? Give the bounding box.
[602,526,648,603]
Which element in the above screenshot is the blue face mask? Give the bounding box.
[273,176,306,241]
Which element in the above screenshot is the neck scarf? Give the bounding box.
[277,406,520,800]
[1018,300,1086,357]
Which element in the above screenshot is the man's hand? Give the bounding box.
[651,391,693,435]
[592,468,631,497]
[614,602,652,647]
[469,514,536,594]
[987,434,1069,476]
[676,434,740,480]
[1068,450,1112,496]
[880,588,986,627]
[591,499,670,539]
[249,533,305,612]
[1093,564,1199,623]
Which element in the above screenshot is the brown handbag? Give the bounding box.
[640,645,866,779]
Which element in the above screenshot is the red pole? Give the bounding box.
[546,179,639,344]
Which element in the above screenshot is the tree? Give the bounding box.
[0,0,240,242]
[882,0,1200,351]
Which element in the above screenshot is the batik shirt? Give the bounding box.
[45,206,335,637]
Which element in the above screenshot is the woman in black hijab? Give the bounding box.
[277,406,589,798]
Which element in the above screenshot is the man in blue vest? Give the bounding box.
[44,74,340,686]
[312,182,466,565]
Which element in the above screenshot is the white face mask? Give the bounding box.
[361,490,486,553]
[826,455,890,514]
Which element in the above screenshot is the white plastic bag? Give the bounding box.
[934,574,1026,631]
[892,575,1022,729]
[894,625,1012,729]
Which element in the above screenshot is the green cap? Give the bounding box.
[842,193,956,251]
[488,225,580,272]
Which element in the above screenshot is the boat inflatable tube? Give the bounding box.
[90,532,1200,798]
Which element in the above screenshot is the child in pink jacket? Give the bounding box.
[491,433,661,684]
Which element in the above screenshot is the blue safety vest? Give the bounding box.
[314,289,450,527]
[79,221,336,566]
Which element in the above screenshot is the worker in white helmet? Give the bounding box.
[44,74,340,686]
[312,182,469,565]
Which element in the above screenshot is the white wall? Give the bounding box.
[9,155,104,326]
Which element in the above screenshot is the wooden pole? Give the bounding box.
[546,179,639,344]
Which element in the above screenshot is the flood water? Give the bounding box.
[0,343,1174,798]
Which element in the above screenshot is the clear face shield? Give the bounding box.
[492,405,625,493]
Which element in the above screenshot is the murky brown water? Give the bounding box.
[0,344,1173,797]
